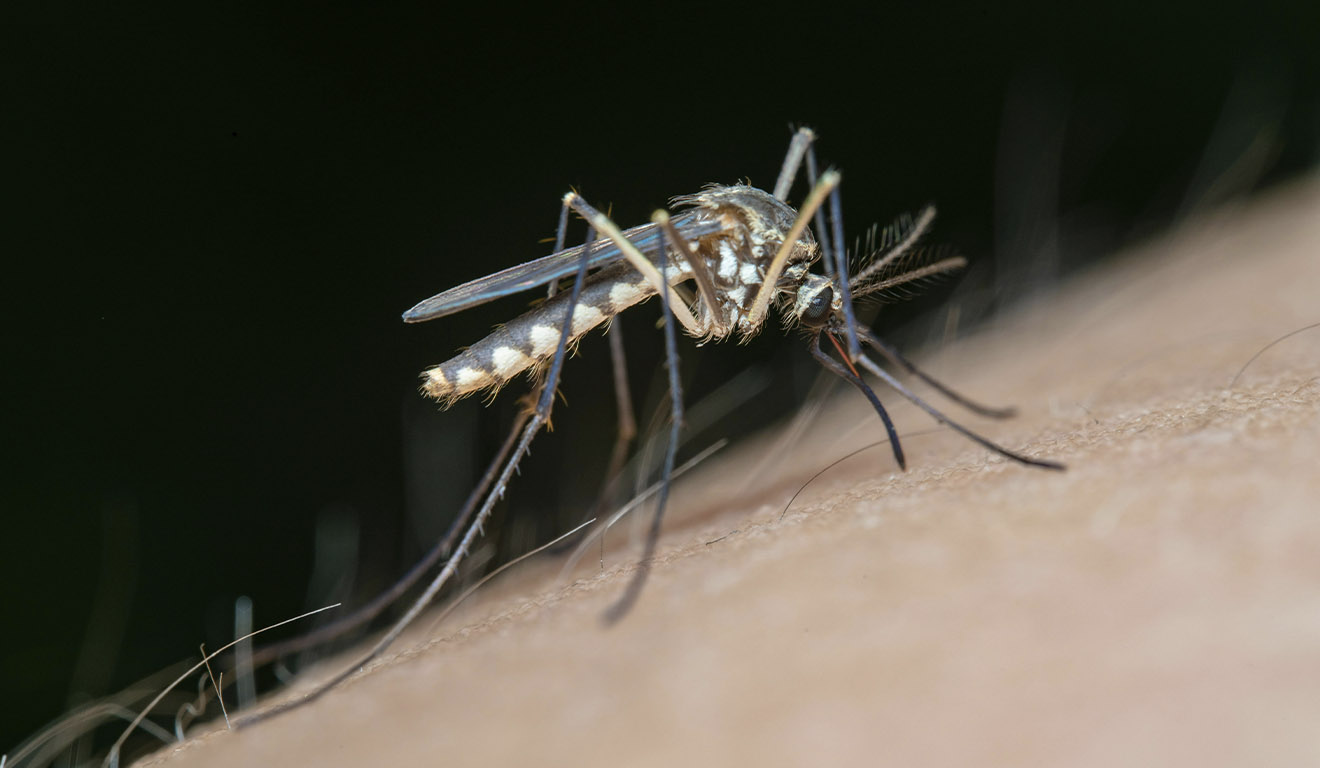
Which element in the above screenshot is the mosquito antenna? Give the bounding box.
[858,327,1017,419]
[850,253,968,300]
[237,229,600,729]
[855,353,1065,471]
[810,332,906,471]
[602,221,683,625]
[851,205,938,286]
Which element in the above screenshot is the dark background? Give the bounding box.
[5,0,1317,758]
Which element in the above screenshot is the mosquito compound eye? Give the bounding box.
[800,286,834,328]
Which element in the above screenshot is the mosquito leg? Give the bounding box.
[855,352,1065,470]
[606,316,638,480]
[857,327,1017,419]
[237,229,601,728]
[802,136,835,282]
[653,209,723,335]
[242,406,530,671]
[601,223,683,625]
[545,195,573,298]
[747,170,841,327]
[796,137,862,357]
[588,316,638,521]
[773,126,817,202]
[826,183,861,359]
[565,192,703,336]
[245,198,586,669]
[811,332,906,470]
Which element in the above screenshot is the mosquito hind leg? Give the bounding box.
[601,223,684,625]
[237,227,602,728]
[585,316,639,523]
[824,181,861,358]
[241,405,530,672]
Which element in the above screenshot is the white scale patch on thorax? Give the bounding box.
[717,241,738,280]
[663,263,687,282]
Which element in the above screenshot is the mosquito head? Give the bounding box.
[792,274,838,330]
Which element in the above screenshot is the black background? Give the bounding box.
[5,0,1317,757]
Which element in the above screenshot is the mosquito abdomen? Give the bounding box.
[422,265,657,405]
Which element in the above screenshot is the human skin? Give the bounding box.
[142,177,1320,768]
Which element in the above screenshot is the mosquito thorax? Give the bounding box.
[674,184,818,337]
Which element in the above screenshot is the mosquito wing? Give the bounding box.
[403,211,723,323]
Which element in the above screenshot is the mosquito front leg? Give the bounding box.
[801,131,835,284]
[746,170,841,328]
[825,182,862,359]
[792,138,859,357]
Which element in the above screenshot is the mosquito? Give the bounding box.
[402,126,1063,619]
[237,128,1062,725]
